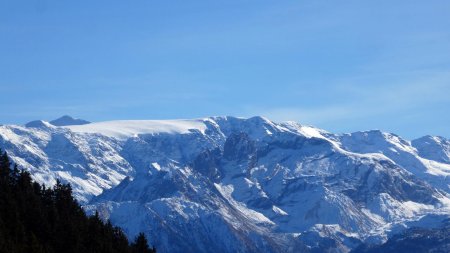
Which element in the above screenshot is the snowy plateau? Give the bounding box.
[0,115,449,252]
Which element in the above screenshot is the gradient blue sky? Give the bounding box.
[1,0,449,139]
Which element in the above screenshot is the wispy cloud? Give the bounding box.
[257,70,450,127]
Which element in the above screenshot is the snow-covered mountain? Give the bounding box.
[0,116,449,252]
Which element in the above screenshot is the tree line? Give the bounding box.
[0,149,155,253]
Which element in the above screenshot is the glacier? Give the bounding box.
[0,116,449,252]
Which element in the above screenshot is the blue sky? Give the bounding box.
[1,0,449,139]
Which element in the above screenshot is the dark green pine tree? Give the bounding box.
[132,233,156,253]
[0,150,11,180]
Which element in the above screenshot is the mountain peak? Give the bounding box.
[24,120,53,128]
[49,115,90,126]
[412,135,450,164]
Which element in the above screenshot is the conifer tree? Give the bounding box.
[132,233,156,253]
[0,149,11,181]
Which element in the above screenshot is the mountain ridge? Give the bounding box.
[0,116,449,252]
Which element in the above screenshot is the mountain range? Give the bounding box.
[0,115,449,252]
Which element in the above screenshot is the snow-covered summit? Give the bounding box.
[63,118,209,140]
[412,135,450,164]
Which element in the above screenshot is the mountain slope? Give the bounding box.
[0,116,449,252]
[351,220,450,253]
